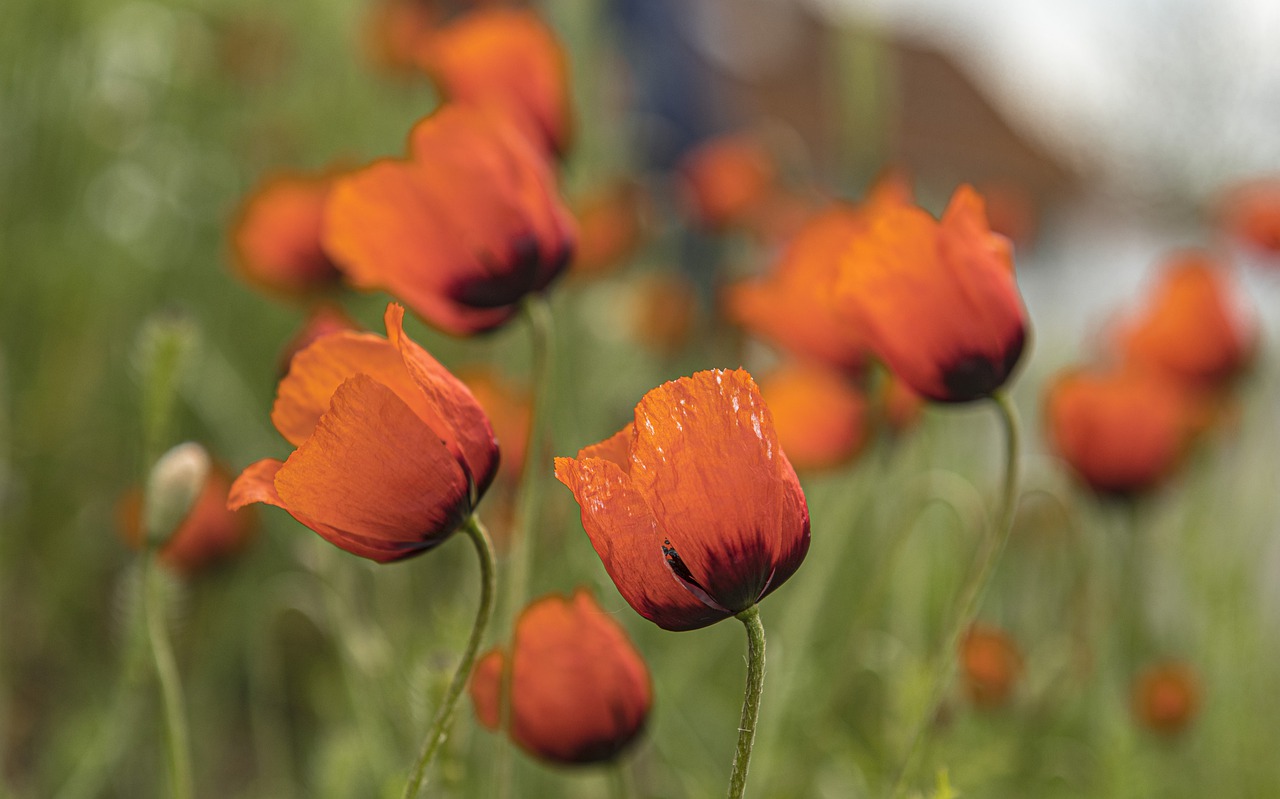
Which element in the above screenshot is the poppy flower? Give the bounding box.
[679,135,776,231]
[879,371,925,434]
[627,273,699,356]
[276,304,360,377]
[228,303,498,562]
[834,185,1028,403]
[363,0,441,75]
[960,624,1023,709]
[229,171,344,296]
[324,105,576,336]
[1132,662,1200,735]
[1217,177,1280,256]
[1044,368,1201,495]
[758,363,869,471]
[571,181,646,277]
[554,368,810,632]
[469,589,652,764]
[1116,251,1255,389]
[459,369,531,482]
[416,8,572,157]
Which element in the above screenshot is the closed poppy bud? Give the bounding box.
[835,185,1028,402]
[1133,662,1200,735]
[960,624,1023,709]
[228,303,498,562]
[324,105,576,336]
[230,171,344,296]
[679,135,775,231]
[1116,252,1255,389]
[758,363,869,471]
[469,589,652,764]
[555,368,810,631]
[1044,368,1200,495]
[1218,177,1280,256]
[417,8,572,157]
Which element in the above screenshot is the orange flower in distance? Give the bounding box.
[1218,177,1280,256]
[571,182,646,277]
[230,171,344,296]
[758,363,869,471]
[469,589,652,764]
[417,8,572,157]
[555,369,810,631]
[460,369,531,482]
[119,464,257,576]
[679,135,775,231]
[628,273,699,356]
[276,304,360,377]
[324,105,576,336]
[835,185,1027,402]
[229,303,498,562]
[1133,662,1200,736]
[1117,252,1255,389]
[960,624,1023,709]
[1045,368,1201,495]
[364,0,441,75]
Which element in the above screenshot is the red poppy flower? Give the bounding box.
[758,363,869,471]
[960,624,1023,709]
[554,369,810,632]
[835,185,1028,402]
[469,588,652,764]
[1133,662,1200,736]
[1116,251,1254,389]
[416,8,572,157]
[1218,177,1280,256]
[229,171,344,296]
[679,135,775,231]
[323,105,576,336]
[228,303,498,562]
[1044,368,1201,495]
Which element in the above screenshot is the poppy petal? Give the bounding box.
[228,458,286,510]
[576,424,633,471]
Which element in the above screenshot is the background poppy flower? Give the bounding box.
[459,368,530,482]
[228,303,498,562]
[229,171,344,296]
[469,588,651,764]
[554,368,810,632]
[679,135,775,231]
[276,304,360,377]
[1133,662,1200,736]
[960,623,1023,709]
[758,362,869,472]
[1217,177,1280,256]
[835,185,1027,403]
[323,105,576,336]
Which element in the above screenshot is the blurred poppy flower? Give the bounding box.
[879,371,925,434]
[417,8,572,157]
[571,181,646,277]
[276,304,360,377]
[469,588,651,764]
[1045,368,1201,495]
[1116,252,1255,389]
[975,179,1038,246]
[364,0,441,75]
[679,135,775,231]
[230,171,344,296]
[628,273,699,356]
[1218,177,1280,256]
[459,369,531,482]
[1133,661,1200,735]
[960,624,1023,709]
[228,303,498,562]
[324,105,576,336]
[555,368,810,631]
[758,363,869,471]
[835,185,1027,402]
[119,463,257,576]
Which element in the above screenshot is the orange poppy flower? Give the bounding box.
[228,303,498,562]
[229,171,344,296]
[1133,661,1200,736]
[758,363,869,471]
[554,368,810,631]
[276,304,360,377]
[469,588,651,764]
[1116,251,1254,389]
[571,181,646,277]
[119,463,258,576]
[416,8,572,157]
[324,105,576,336]
[459,369,531,482]
[364,0,441,75]
[628,272,699,356]
[834,185,1027,402]
[679,135,775,231]
[1044,368,1201,495]
[880,371,925,434]
[1218,177,1280,256]
[960,624,1023,709]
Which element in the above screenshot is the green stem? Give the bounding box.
[403,515,498,799]
[887,391,1021,797]
[143,555,194,799]
[728,605,767,799]
[608,759,639,799]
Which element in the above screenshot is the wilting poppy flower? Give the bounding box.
[469,589,652,764]
[1045,368,1201,495]
[571,181,646,277]
[835,185,1027,403]
[230,171,344,296]
[416,8,572,157]
[1116,251,1255,389]
[276,304,360,377]
[324,105,576,336]
[555,368,810,631]
[459,369,531,482]
[679,135,775,231]
[228,303,498,562]
[119,463,258,576]
[1133,662,1200,735]
[758,363,869,471]
[1218,177,1280,256]
[960,624,1023,709]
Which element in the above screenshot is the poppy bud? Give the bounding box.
[1133,662,1200,736]
[960,624,1023,709]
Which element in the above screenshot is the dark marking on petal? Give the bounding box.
[939,327,1026,402]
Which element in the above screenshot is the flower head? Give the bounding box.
[469,589,651,764]
[1218,177,1280,256]
[1133,661,1200,736]
[960,624,1023,709]
[758,363,869,472]
[679,135,775,231]
[229,171,344,296]
[324,105,576,336]
[555,369,810,631]
[229,303,498,562]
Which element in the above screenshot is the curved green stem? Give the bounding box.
[887,391,1021,797]
[403,515,498,799]
[728,605,767,799]
[143,556,194,799]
